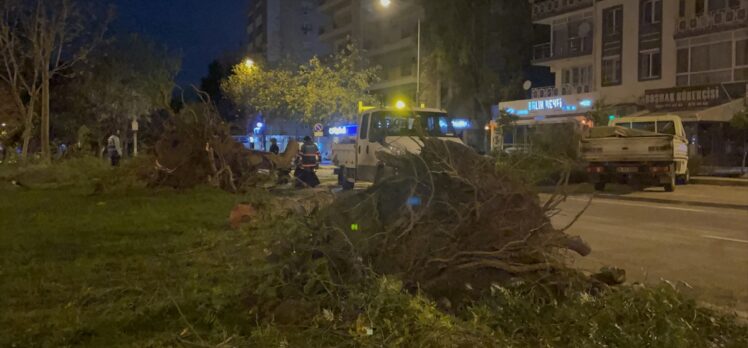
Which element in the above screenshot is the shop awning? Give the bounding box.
[641,98,746,122]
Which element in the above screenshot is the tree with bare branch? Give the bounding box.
[0,0,109,162]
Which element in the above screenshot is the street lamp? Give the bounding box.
[377,0,421,107]
[244,58,255,69]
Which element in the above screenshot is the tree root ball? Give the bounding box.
[318,138,591,302]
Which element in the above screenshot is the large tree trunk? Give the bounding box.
[20,99,36,163]
[40,70,51,163]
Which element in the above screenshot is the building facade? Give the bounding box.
[247,0,329,64]
[500,0,748,168]
[317,0,434,107]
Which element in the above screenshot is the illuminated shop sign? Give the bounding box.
[451,119,471,129]
[528,98,564,112]
[327,125,357,136]
[644,83,747,111]
[505,97,594,116]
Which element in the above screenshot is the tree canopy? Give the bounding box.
[420,0,532,120]
[222,45,379,124]
[53,34,180,148]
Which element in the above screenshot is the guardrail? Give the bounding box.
[531,0,593,21]
[675,5,748,38]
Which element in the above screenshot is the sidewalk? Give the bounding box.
[691,176,748,187]
[551,183,748,210]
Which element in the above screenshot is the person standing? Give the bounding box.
[295,136,320,188]
[269,138,280,155]
[107,131,122,166]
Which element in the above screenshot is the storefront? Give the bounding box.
[495,92,599,152]
[641,83,748,170]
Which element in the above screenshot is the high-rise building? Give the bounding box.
[498,0,747,167]
[247,0,329,64]
[318,0,431,107]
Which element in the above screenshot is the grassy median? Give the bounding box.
[1,159,747,347]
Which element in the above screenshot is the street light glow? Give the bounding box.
[244,58,255,68]
[379,0,391,8]
[395,100,406,110]
[0,123,6,127]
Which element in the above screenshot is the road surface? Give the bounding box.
[552,187,748,313]
[318,167,748,312]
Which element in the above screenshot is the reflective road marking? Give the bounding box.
[701,235,748,245]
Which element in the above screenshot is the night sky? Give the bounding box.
[112,0,249,86]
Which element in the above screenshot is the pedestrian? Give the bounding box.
[107,131,122,167]
[294,136,320,188]
[269,138,280,155]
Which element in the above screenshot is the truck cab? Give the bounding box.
[581,115,689,192]
[332,107,465,186]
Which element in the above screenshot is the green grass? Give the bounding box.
[0,183,253,347]
[1,161,747,347]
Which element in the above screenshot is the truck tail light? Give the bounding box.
[649,166,670,173]
[648,144,673,152]
[587,166,605,174]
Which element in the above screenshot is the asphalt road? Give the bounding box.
[317,167,748,313]
[552,187,748,313]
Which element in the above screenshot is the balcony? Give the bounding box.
[531,0,593,22]
[532,36,592,63]
[532,43,552,61]
[675,4,748,39]
[367,36,416,56]
[319,0,350,14]
[319,20,353,41]
[531,84,593,99]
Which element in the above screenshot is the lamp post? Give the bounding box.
[378,0,421,106]
[244,58,255,69]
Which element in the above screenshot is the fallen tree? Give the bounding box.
[234,138,594,308]
[149,94,298,191]
[317,138,590,302]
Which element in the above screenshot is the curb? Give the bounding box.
[595,194,748,211]
[690,177,748,187]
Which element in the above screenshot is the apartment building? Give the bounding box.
[499,0,748,166]
[317,0,430,107]
[247,0,329,64]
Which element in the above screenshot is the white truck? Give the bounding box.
[581,115,689,192]
[332,107,465,187]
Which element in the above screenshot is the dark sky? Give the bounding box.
[112,0,249,86]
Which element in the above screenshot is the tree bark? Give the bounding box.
[40,69,51,163]
[20,99,35,163]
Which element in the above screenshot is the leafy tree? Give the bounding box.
[55,35,180,155]
[731,107,748,174]
[222,45,379,123]
[420,0,533,122]
[0,0,110,162]
[200,58,244,122]
[585,100,617,127]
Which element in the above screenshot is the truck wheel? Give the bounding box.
[594,182,606,192]
[677,170,690,185]
[338,166,354,190]
[664,170,676,192]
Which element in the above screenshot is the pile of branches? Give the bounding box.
[149,94,298,192]
[319,138,591,302]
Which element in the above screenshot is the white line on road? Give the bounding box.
[701,235,748,244]
[567,197,708,213]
